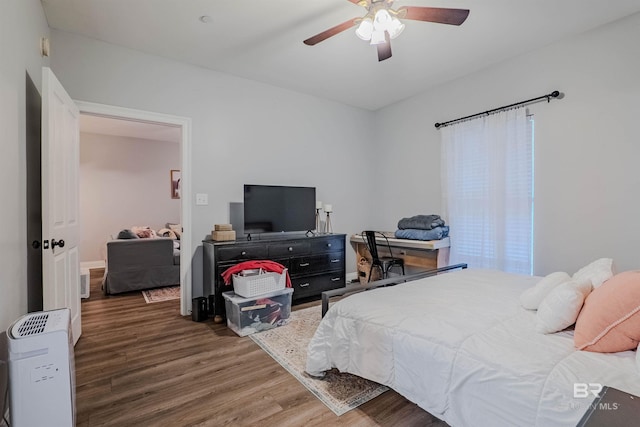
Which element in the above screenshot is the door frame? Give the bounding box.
[75,100,192,316]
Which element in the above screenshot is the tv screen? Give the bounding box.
[243,185,316,234]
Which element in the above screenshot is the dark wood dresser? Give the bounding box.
[203,233,346,320]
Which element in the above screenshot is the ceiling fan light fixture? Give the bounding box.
[355,18,374,41]
[303,2,470,61]
[373,9,392,30]
[387,17,405,39]
[369,29,386,45]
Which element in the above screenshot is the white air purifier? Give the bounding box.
[7,308,75,427]
[80,268,90,299]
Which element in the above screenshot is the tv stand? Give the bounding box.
[203,233,346,322]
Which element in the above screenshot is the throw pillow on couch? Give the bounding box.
[166,223,182,239]
[158,228,177,239]
[117,229,138,239]
[131,226,157,238]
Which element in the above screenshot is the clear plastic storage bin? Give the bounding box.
[222,287,293,336]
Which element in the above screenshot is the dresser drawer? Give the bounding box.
[292,272,345,299]
[291,253,344,275]
[310,236,345,254]
[216,245,268,262]
[216,258,290,284]
[268,241,310,258]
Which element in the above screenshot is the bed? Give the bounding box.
[306,268,640,426]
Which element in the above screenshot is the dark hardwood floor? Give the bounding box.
[76,269,445,426]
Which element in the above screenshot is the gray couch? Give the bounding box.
[103,238,180,294]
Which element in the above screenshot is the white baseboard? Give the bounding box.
[80,260,105,270]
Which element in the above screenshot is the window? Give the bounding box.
[441,107,534,274]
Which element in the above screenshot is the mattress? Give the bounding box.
[306,269,640,426]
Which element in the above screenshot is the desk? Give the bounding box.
[350,234,450,280]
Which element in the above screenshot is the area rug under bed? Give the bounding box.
[141,286,180,303]
[250,305,388,416]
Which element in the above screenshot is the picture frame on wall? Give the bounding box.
[171,169,181,199]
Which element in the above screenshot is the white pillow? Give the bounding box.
[572,258,615,288]
[535,280,592,334]
[520,272,571,310]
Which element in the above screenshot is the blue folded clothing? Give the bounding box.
[395,227,449,241]
[397,214,445,230]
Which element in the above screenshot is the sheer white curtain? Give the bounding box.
[441,107,533,274]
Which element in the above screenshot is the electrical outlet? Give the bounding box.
[195,193,208,205]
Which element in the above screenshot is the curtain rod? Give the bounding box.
[434,90,561,129]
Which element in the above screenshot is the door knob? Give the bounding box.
[31,240,41,249]
[51,239,65,249]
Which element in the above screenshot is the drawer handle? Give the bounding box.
[327,243,332,248]
[300,283,310,287]
[330,259,340,263]
[241,251,247,256]
[288,247,293,252]
[299,262,310,267]
[331,277,341,282]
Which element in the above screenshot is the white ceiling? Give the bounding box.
[80,114,181,143]
[42,0,640,111]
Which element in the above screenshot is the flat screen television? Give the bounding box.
[243,184,316,234]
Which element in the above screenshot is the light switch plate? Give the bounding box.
[195,193,208,205]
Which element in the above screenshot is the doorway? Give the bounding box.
[26,72,43,312]
[75,101,192,315]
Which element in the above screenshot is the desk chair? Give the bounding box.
[362,230,405,282]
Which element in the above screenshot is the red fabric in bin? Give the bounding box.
[221,260,291,287]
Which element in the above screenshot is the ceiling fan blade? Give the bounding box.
[398,7,469,26]
[303,18,360,46]
[377,40,392,62]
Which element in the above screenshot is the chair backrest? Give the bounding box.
[362,230,396,261]
[362,231,380,261]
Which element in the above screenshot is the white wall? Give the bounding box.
[79,132,180,262]
[373,12,640,275]
[0,0,50,420]
[0,1,49,328]
[50,30,377,295]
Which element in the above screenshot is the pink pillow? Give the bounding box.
[574,271,640,352]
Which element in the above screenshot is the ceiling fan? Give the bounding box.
[303,0,469,62]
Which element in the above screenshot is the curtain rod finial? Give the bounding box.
[435,123,442,129]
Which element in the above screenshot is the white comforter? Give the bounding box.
[306,269,640,426]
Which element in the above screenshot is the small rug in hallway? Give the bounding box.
[142,286,180,303]
[250,306,388,416]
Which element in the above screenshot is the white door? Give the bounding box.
[42,67,82,344]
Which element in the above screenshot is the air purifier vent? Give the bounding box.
[16,312,50,337]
